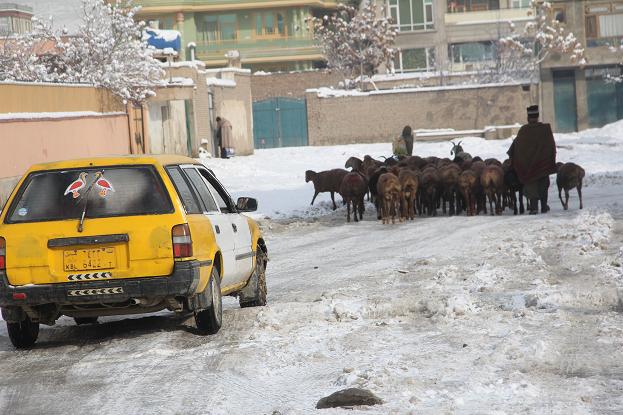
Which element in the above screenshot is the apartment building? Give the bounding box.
[389,0,533,73]
[133,0,337,71]
[540,0,623,132]
[0,3,32,36]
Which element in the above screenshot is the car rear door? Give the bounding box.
[197,168,254,285]
[177,165,237,288]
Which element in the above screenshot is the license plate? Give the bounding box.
[64,247,116,272]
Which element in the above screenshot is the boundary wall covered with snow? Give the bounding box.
[305,83,537,146]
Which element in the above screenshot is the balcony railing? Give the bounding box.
[195,35,320,61]
[445,5,532,25]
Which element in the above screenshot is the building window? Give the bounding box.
[553,7,565,23]
[585,3,623,46]
[394,47,435,72]
[200,14,237,42]
[449,41,496,64]
[447,0,500,13]
[255,11,287,37]
[388,0,434,32]
[511,0,531,8]
[0,17,10,35]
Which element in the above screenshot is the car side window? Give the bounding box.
[183,167,219,213]
[197,168,233,213]
[165,166,202,214]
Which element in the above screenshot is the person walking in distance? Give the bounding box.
[507,105,557,214]
[216,116,234,159]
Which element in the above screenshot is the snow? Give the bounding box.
[166,77,195,87]
[1,121,623,414]
[202,67,252,75]
[206,77,237,87]
[143,28,181,43]
[160,60,206,69]
[0,111,126,121]
[309,81,529,98]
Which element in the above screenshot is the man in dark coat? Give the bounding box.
[507,105,557,214]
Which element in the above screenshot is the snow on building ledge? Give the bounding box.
[0,111,126,122]
[206,77,237,88]
[160,60,206,69]
[165,77,195,87]
[0,80,96,88]
[307,82,530,98]
[202,67,251,75]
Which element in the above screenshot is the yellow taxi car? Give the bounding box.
[0,155,268,348]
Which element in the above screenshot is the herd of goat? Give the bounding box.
[305,142,586,224]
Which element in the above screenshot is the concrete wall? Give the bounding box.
[306,83,536,146]
[0,113,131,206]
[251,70,343,100]
[0,82,125,113]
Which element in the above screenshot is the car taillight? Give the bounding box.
[0,237,5,270]
[172,224,193,258]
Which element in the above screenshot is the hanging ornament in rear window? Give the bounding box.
[63,172,88,199]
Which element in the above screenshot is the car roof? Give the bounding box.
[28,154,200,172]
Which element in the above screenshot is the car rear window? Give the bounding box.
[5,166,174,224]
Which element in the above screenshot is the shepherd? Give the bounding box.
[216,116,234,159]
[507,105,557,215]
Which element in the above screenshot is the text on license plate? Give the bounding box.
[64,247,116,272]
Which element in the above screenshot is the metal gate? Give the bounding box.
[253,98,308,149]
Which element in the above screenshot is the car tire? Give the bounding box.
[194,267,223,335]
[7,315,39,349]
[74,317,98,325]
[239,249,268,308]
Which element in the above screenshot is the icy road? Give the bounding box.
[1,123,623,414]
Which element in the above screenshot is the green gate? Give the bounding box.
[553,70,578,133]
[253,98,308,148]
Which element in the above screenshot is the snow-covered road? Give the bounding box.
[1,123,622,414]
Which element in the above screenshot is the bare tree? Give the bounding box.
[307,1,397,89]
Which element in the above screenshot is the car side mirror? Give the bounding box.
[236,197,257,212]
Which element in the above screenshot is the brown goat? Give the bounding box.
[305,169,348,210]
[340,172,368,222]
[419,166,441,217]
[480,165,505,215]
[458,170,478,216]
[557,162,585,210]
[398,169,419,220]
[484,158,503,167]
[345,156,364,173]
[438,163,462,216]
[377,173,402,224]
[469,161,487,214]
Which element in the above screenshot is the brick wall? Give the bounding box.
[306,83,537,146]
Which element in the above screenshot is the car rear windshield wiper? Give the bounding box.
[77,172,101,233]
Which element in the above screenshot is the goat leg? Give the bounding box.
[311,191,319,206]
[564,188,570,211]
[558,187,565,210]
[330,192,337,210]
[578,185,583,210]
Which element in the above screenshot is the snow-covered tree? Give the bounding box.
[0,0,164,104]
[308,1,396,88]
[500,0,586,77]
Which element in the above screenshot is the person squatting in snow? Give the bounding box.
[506,105,558,215]
[392,125,414,157]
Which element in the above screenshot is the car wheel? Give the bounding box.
[194,267,223,335]
[239,250,267,308]
[7,315,39,349]
[74,317,98,325]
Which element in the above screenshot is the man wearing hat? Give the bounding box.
[507,105,557,214]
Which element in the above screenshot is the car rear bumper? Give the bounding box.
[0,260,203,306]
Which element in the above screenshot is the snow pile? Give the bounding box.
[206,78,236,87]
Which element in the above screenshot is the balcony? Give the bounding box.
[445,5,532,26]
[134,0,338,13]
[195,36,321,64]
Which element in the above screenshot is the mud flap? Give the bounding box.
[1,306,25,323]
[238,269,259,303]
[187,278,213,312]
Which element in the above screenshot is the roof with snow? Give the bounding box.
[144,28,181,54]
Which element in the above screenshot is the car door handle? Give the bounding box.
[232,223,238,233]
[215,225,220,234]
